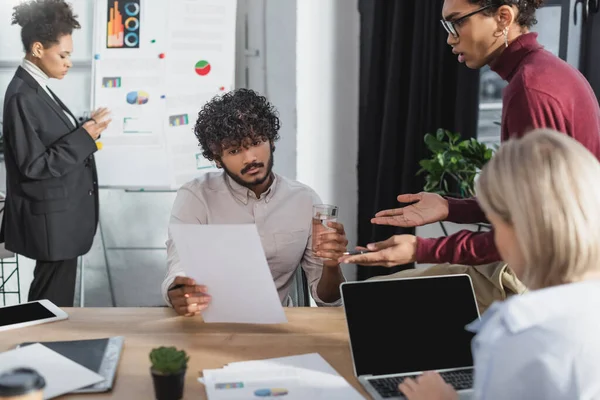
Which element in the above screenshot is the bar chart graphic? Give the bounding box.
[168,114,189,127]
[106,0,141,49]
[102,77,122,88]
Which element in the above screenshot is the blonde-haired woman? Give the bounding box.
[399,129,600,400]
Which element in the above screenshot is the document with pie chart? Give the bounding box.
[93,57,164,139]
[91,0,236,189]
[164,0,236,187]
[201,353,364,399]
[203,367,316,399]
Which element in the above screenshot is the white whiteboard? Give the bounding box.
[91,0,237,189]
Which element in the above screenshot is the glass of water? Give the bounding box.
[312,204,339,251]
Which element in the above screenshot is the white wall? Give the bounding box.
[265,0,297,179]
[296,0,360,281]
[233,0,297,179]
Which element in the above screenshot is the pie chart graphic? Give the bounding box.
[195,60,211,76]
[126,90,150,105]
[254,388,288,397]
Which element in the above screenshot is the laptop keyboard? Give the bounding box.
[368,369,474,398]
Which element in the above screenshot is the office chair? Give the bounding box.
[290,267,310,307]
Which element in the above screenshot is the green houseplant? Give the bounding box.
[150,346,189,400]
[417,129,495,236]
[417,128,494,198]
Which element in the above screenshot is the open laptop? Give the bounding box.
[341,274,480,399]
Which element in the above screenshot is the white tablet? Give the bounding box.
[0,300,68,332]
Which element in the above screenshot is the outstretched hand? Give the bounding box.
[338,235,417,267]
[371,193,449,228]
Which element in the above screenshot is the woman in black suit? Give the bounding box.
[1,0,111,306]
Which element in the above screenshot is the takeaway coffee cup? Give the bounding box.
[0,368,45,400]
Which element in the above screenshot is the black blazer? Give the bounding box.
[0,66,99,261]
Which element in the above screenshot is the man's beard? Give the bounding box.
[222,149,274,190]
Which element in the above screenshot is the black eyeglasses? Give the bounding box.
[440,5,492,38]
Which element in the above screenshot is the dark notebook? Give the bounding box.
[18,337,124,393]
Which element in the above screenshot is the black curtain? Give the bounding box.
[357,0,481,280]
[579,2,600,102]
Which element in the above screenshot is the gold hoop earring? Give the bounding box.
[503,28,509,48]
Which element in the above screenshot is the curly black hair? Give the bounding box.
[468,0,544,28]
[194,89,281,161]
[11,0,81,52]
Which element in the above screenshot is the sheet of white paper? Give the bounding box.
[222,353,365,399]
[204,367,318,399]
[225,353,337,373]
[0,343,105,399]
[169,224,287,324]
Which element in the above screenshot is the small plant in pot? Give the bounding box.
[150,346,189,400]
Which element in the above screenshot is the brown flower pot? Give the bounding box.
[150,368,186,400]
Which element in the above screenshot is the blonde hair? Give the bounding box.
[476,129,600,290]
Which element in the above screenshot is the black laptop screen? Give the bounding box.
[342,275,480,377]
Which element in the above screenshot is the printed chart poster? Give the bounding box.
[106,0,141,49]
[92,0,236,189]
[94,58,165,141]
[165,0,236,92]
[166,91,218,187]
[92,56,170,188]
[165,0,237,186]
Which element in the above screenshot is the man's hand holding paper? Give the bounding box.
[169,224,288,324]
[167,276,211,317]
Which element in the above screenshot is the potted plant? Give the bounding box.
[150,346,189,400]
[417,128,495,235]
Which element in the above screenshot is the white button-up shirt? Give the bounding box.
[162,171,343,307]
[467,279,600,399]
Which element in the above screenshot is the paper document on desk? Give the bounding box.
[204,367,318,399]
[0,343,105,399]
[170,224,287,324]
[201,353,364,399]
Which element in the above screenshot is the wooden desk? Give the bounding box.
[1,308,369,399]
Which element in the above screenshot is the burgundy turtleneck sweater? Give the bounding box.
[416,32,600,265]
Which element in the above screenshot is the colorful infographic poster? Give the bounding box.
[92,0,236,189]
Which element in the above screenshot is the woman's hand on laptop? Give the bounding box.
[338,235,417,267]
[168,276,211,317]
[371,193,449,228]
[398,371,458,400]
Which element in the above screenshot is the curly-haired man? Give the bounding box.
[161,89,347,316]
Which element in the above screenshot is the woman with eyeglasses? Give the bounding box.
[399,130,600,399]
[440,0,599,152]
[340,0,600,274]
